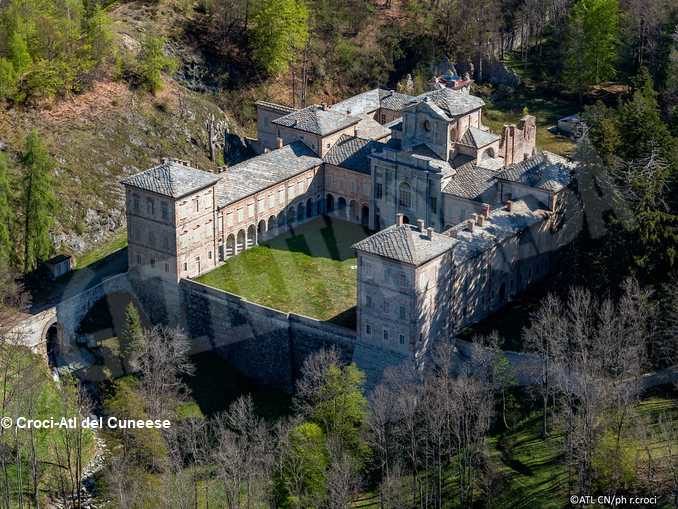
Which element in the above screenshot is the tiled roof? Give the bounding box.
[459,127,500,148]
[411,88,485,118]
[379,89,415,110]
[323,135,387,174]
[353,223,456,266]
[496,151,574,192]
[255,100,297,114]
[330,89,415,116]
[450,199,546,264]
[215,142,322,207]
[121,160,221,198]
[443,164,497,200]
[355,115,391,140]
[273,105,360,136]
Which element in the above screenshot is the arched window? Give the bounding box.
[399,182,412,209]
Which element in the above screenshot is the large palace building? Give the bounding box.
[122,82,580,356]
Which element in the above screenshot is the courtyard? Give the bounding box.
[196,217,372,327]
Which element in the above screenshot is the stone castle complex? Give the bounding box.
[121,83,579,359]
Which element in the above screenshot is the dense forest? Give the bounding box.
[0,0,677,507]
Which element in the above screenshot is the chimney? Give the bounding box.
[476,214,484,227]
[276,137,283,149]
[506,200,513,212]
[466,219,475,232]
[482,203,490,218]
[354,126,358,137]
[417,219,425,232]
[396,213,404,226]
[426,227,434,238]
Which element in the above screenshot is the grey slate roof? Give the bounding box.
[121,160,221,198]
[330,89,415,116]
[273,105,360,136]
[460,127,500,148]
[443,164,497,200]
[449,199,546,264]
[496,151,573,192]
[255,100,297,114]
[215,142,322,207]
[379,89,416,110]
[323,135,387,174]
[355,115,391,140]
[412,88,485,118]
[353,224,456,266]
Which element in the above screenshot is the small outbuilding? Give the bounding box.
[557,114,585,138]
[45,254,75,279]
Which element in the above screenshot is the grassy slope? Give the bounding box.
[355,397,678,508]
[0,1,233,259]
[197,217,371,326]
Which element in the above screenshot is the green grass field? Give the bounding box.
[197,217,371,327]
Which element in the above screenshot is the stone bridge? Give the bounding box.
[8,273,133,367]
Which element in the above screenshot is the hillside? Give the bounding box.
[0,1,240,256]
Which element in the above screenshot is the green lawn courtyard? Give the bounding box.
[196,217,372,327]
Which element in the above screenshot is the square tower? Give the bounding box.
[121,159,221,281]
[353,214,456,359]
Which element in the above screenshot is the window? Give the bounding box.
[398,272,407,287]
[194,198,200,212]
[381,114,386,123]
[136,254,142,265]
[366,295,372,308]
[248,204,254,218]
[148,231,155,247]
[423,119,431,132]
[150,258,156,268]
[146,197,154,215]
[399,334,405,345]
[268,194,274,208]
[163,236,169,249]
[161,201,169,221]
[208,251,212,259]
[227,213,233,226]
[278,189,285,204]
[288,185,295,199]
[183,262,188,271]
[165,263,170,273]
[430,196,437,214]
[399,306,406,320]
[133,194,140,212]
[399,182,411,208]
[296,181,302,195]
[258,198,265,211]
[375,182,383,200]
[365,323,371,335]
[383,329,389,341]
[237,208,244,222]
[383,301,390,313]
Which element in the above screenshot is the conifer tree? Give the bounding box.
[563,0,620,100]
[21,130,56,273]
[120,302,144,373]
[0,153,11,265]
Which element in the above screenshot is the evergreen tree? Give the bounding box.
[8,31,31,74]
[0,153,11,266]
[21,130,56,273]
[250,0,309,75]
[119,302,144,373]
[0,58,17,101]
[138,35,177,95]
[563,0,620,99]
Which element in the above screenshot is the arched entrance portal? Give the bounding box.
[45,322,60,367]
[361,205,369,226]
